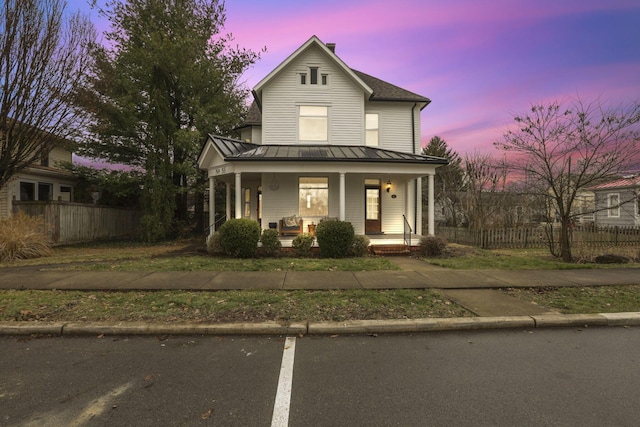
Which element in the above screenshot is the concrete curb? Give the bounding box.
[1,313,639,336]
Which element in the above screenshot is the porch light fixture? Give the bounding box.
[386,180,391,193]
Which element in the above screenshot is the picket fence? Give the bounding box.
[13,200,139,244]
[436,225,640,249]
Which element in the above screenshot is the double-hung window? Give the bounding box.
[299,177,328,216]
[607,193,620,217]
[299,106,328,141]
[365,113,379,146]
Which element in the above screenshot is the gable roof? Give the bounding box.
[589,175,640,191]
[252,35,372,105]
[242,36,431,127]
[204,134,447,165]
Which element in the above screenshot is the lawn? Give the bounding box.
[1,289,471,323]
[1,239,638,323]
[504,285,640,314]
[423,245,640,270]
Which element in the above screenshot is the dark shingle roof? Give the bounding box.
[208,135,447,165]
[352,70,431,104]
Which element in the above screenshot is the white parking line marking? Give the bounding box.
[271,336,296,427]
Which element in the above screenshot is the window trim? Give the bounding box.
[19,181,36,201]
[365,112,379,147]
[607,193,620,218]
[298,105,329,142]
[298,176,329,217]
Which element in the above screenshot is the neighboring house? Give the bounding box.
[198,36,447,243]
[590,176,640,227]
[0,142,75,219]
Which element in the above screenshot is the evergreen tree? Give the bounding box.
[78,0,261,240]
[422,136,465,226]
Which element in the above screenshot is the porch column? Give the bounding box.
[235,173,242,219]
[428,173,435,236]
[339,172,346,221]
[208,177,215,235]
[225,182,231,220]
[416,177,423,235]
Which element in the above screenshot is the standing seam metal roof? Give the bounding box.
[207,134,447,165]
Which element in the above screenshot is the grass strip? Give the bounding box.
[504,285,640,314]
[44,257,399,272]
[0,289,470,323]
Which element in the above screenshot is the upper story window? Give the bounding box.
[607,193,620,217]
[365,113,379,146]
[40,150,49,167]
[300,67,328,86]
[299,105,328,141]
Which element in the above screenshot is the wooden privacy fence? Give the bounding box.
[13,201,140,244]
[436,225,640,249]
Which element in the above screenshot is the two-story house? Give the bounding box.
[198,36,447,244]
[0,142,75,219]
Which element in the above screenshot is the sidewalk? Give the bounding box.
[1,257,639,335]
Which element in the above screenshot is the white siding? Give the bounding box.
[252,127,262,145]
[345,174,364,234]
[366,101,418,154]
[239,128,251,142]
[381,175,407,234]
[49,145,72,167]
[261,45,364,146]
[259,172,416,235]
[594,188,639,227]
[261,173,300,229]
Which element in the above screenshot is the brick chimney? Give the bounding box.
[326,43,336,53]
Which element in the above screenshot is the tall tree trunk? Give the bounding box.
[559,216,572,262]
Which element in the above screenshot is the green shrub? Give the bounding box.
[315,220,354,258]
[0,212,52,261]
[206,231,224,256]
[419,235,447,257]
[217,219,261,258]
[260,229,282,257]
[291,233,315,257]
[350,235,370,257]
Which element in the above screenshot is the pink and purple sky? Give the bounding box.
[71,0,640,156]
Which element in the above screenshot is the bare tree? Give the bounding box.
[463,152,509,230]
[495,97,640,261]
[0,0,94,189]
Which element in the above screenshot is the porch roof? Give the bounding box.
[206,134,447,165]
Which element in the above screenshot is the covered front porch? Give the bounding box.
[198,135,447,240]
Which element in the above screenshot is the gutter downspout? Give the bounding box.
[412,103,419,232]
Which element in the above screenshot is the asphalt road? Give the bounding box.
[1,327,639,426]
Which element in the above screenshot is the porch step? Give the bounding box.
[370,244,411,256]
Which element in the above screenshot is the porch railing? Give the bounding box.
[403,215,412,248]
[207,214,228,237]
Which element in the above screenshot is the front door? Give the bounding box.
[365,185,382,234]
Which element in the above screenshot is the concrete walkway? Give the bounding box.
[1,257,639,335]
[1,258,638,293]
